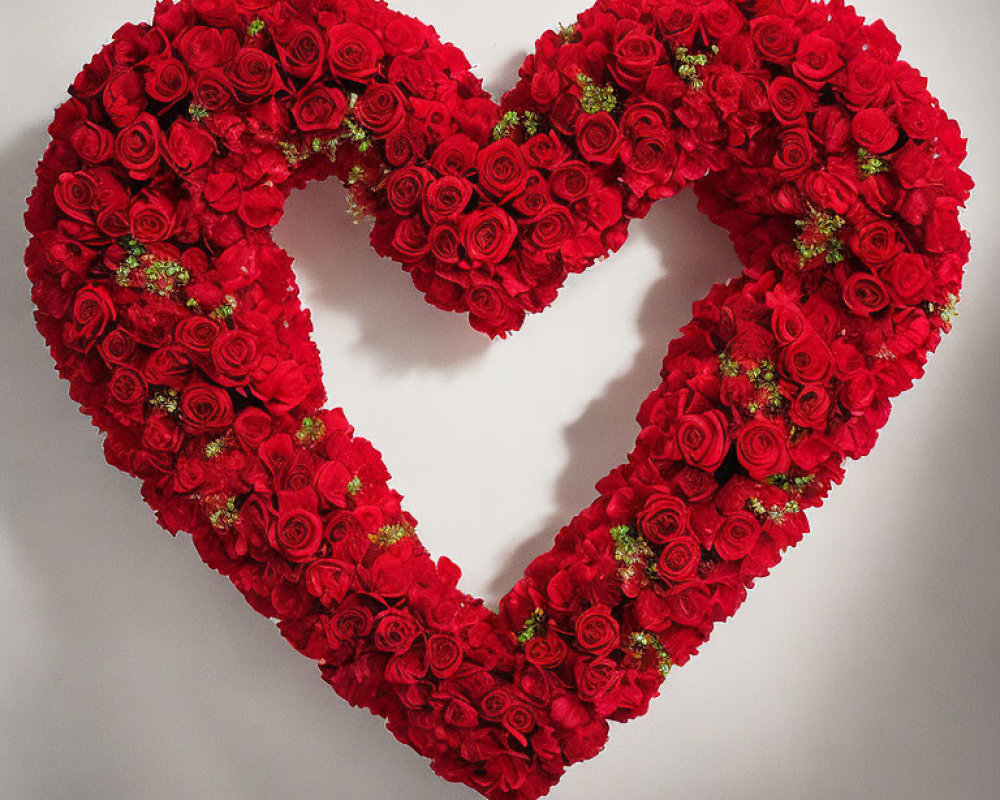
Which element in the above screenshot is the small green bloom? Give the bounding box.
[369,522,413,547]
[296,416,326,445]
[247,18,265,37]
[517,608,546,644]
[557,22,580,44]
[576,73,617,114]
[857,148,890,177]
[188,103,210,122]
[630,631,673,677]
[208,496,239,529]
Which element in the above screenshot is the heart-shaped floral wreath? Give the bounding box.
[24,0,972,797]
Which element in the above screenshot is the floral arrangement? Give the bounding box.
[24,0,971,798]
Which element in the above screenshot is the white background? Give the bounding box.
[1,1,998,798]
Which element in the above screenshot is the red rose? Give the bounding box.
[142,412,183,453]
[702,1,745,40]
[174,315,222,353]
[385,166,431,216]
[653,5,696,46]
[466,284,522,335]
[675,410,730,472]
[735,419,791,481]
[843,54,891,109]
[423,176,473,223]
[70,122,114,164]
[373,608,419,653]
[428,223,460,263]
[115,113,161,181]
[657,537,701,582]
[102,69,146,127]
[750,16,798,64]
[426,634,463,678]
[843,272,890,316]
[636,493,689,545]
[812,105,851,153]
[524,633,568,668]
[144,345,192,387]
[502,704,536,747]
[575,658,622,702]
[163,119,215,174]
[530,204,574,249]
[550,161,591,202]
[129,192,175,242]
[227,47,282,100]
[325,598,374,643]
[522,131,568,169]
[714,512,761,561]
[144,57,189,104]
[275,21,325,81]
[193,70,233,112]
[179,384,234,433]
[390,216,429,259]
[98,328,136,365]
[575,112,622,165]
[461,207,517,263]
[480,687,512,720]
[852,107,898,154]
[882,253,930,304]
[270,508,323,562]
[667,582,712,627]
[355,84,406,135]
[304,558,354,606]
[210,329,259,385]
[233,407,271,450]
[430,134,479,176]
[54,172,98,222]
[773,127,815,176]
[383,128,421,166]
[611,30,664,89]
[767,77,814,124]
[476,138,528,201]
[178,26,236,70]
[109,366,147,405]
[327,23,383,80]
[803,170,857,216]
[790,384,832,429]
[622,137,670,180]
[70,286,115,345]
[292,85,348,131]
[850,221,903,266]
[793,32,843,87]
[574,605,620,655]
[781,332,832,384]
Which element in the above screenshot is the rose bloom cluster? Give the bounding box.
[24,0,970,798]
